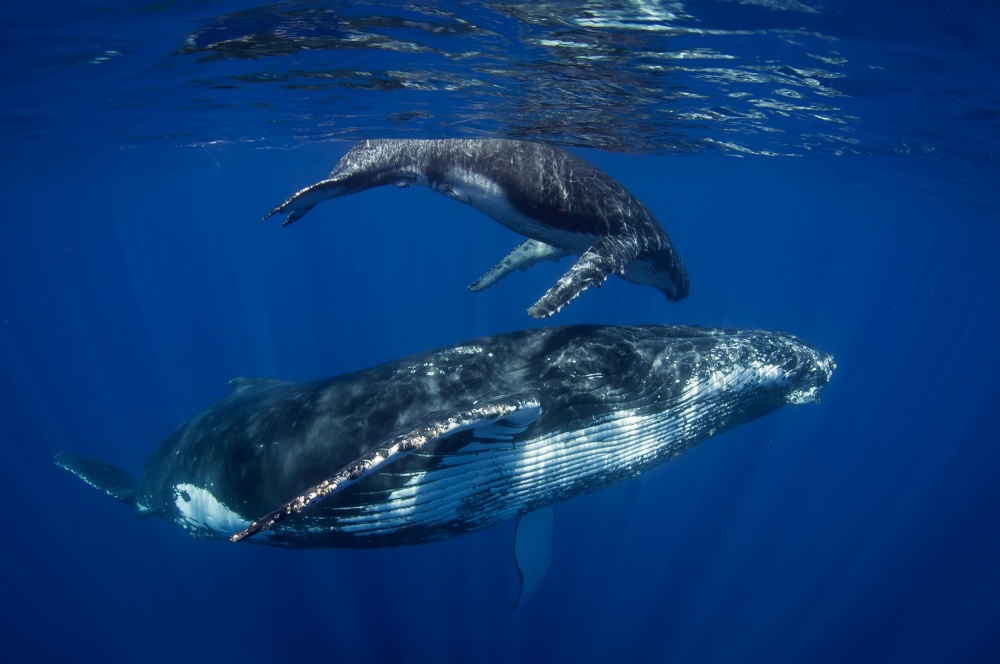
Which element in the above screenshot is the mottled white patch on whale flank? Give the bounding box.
[443,166,599,255]
[173,483,251,537]
[440,166,528,229]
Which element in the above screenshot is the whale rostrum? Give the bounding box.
[264,139,690,318]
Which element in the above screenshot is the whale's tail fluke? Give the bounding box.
[55,453,137,509]
[262,178,352,226]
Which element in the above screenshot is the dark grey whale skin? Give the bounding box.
[56,325,834,548]
[265,139,690,317]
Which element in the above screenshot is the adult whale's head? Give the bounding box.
[635,326,834,417]
[265,138,690,317]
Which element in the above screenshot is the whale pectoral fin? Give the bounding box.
[54,453,137,508]
[527,235,640,318]
[231,395,543,543]
[510,506,554,610]
[469,239,568,292]
[263,178,352,226]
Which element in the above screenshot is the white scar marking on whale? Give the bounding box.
[443,167,519,221]
[173,483,251,536]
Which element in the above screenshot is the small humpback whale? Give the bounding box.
[56,325,833,603]
[264,139,690,318]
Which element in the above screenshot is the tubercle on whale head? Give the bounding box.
[619,242,689,303]
[661,274,690,302]
[636,327,835,411]
[647,251,690,302]
[786,352,836,405]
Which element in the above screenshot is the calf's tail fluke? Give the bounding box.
[263,178,351,226]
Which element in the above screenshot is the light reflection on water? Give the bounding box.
[4,0,997,206]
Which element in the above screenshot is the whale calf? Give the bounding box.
[57,325,832,552]
[264,139,690,318]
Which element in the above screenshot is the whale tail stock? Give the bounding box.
[54,453,137,509]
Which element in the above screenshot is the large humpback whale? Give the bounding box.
[264,139,690,318]
[57,326,832,562]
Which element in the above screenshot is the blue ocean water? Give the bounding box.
[2,1,998,662]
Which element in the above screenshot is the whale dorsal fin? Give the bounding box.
[230,395,543,543]
[55,453,137,508]
[527,235,640,318]
[510,506,554,610]
[227,377,288,394]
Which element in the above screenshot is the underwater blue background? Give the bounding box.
[2,1,999,662]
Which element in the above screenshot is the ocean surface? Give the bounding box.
[2,1,998,662]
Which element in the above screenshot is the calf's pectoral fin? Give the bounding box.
[230,395,543,543]
[469,239,567,292]
[54,453,137,508]
[527,235,640,319]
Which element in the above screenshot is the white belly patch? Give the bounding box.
[173,483,251,537]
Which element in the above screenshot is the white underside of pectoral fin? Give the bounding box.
[469,239,567,292]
